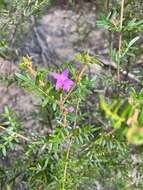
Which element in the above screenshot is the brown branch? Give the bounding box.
[62,64,89,104]
[0,125,30,142]
[73,98,80,129]
[117,0,125,82]
[62,138,72,189]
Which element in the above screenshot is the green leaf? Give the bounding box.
[128,36,140,48]
[127,127,143,145]
[100,96,125,128]
[2,146,6,156]
[122,36,139,57]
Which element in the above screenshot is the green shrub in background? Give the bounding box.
[0,0,52,59]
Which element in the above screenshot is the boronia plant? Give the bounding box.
[0,0,143,190]
[0,54,130,189]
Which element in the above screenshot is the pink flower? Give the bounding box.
[68,107,75,113]
[51,69,75,92]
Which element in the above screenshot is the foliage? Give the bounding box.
[0,54,130,190]
[0,0,143,190]
[0,0,52,58]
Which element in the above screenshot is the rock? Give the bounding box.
[0,58,39,131]
[22,3,107,76]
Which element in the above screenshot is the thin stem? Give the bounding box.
[63,111,67,128]
[73,98,80,129]
[0,125,30,142]
[105,0,109,14]
[62,139,72,190]
[62,64,88,104]
[59,62,87,189]
[61,97,80,189]
[117,0,125,82]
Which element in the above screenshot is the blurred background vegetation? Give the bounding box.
[0,0,143,190]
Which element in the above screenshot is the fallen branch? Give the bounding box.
[99,57,140,83]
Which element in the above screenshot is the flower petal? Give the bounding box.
[62,69,69,78]
[56,80,63,90]
[51,72,61,80]
[68,107,75,113]
[63,79,74,92]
